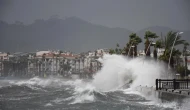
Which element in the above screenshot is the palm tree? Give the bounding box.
[144,31,158,57]
[159,31,185,67]
[163,31,185,54]
[129,33,142,57]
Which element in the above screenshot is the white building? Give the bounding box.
[0,52,9,61]
[138,48,165,58]
[36,51,51,56]
[28,51,79,74]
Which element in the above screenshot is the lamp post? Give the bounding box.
[168,32,183,70]
[168,32,183,78]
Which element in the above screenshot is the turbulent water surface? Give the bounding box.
[0,55,189,110]
[0,77,181,110]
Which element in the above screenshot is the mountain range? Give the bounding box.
[0,16,189,53]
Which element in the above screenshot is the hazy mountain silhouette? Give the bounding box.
[0,17,133,52]
[0,17,189,52]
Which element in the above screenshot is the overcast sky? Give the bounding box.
[0,0,190,31]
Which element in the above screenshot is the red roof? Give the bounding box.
[36,53,79,58]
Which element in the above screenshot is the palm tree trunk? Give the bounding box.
[145,39,150,57]
[134,45,137,57]
[153,47,157,60]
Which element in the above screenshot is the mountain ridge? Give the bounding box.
[0,17,189,52]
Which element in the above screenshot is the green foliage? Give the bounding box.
[155,40,164,48]
[119,49,122,54]
[159,48,182,64]
[129,33,142,45]
[116,43,120,48]
[115,48,119,54]
[59,50,63,54]
[183,42,189,54]
[158,31,185,67]
[176,65,190,77]
[109,49,115,54]
[144,31,158,39]
[176,65,186,77]
[164,31,185,50]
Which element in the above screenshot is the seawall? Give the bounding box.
[135,85,190,104]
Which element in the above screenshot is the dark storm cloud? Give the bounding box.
[0,0,13,17]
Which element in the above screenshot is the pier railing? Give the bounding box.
[156,79,190,90]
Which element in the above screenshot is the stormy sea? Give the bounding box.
[0,55,189,110]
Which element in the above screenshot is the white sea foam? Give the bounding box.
[92,54,167,91]
[123,88,142,96]
[139,101,180,110]
[69,83,96,104]
[44,103,53,107]
[179,98,190,110]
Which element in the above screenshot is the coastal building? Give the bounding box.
[0,49,104,77]
[0,52,9,61]
[27,50,80,75]
[138,48,165,58]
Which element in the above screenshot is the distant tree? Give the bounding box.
[6,52,10,56]
[59,50,63,54]
[115,43,120,54]
[176,65,190,78]
[109,49,115,55]
[116,43,119,48]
